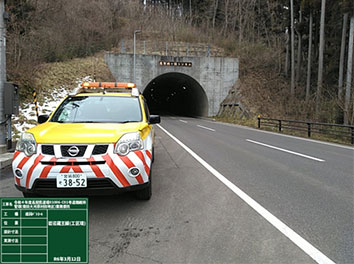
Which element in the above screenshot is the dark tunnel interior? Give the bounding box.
[143,73,209,117]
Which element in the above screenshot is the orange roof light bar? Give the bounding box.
[81,82,136,88]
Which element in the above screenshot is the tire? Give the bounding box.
[135,173,152,200]
[22,192,37,197]
[151,147,155,163]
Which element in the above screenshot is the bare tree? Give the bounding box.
[189,0,192,24]
[290,0,295,95]
[344,16,354,124]
[212,0,218,29]
[285,28,290,77]
[296,10,302,87]
[316,0,326,116]
[306,11,313,102]
[338,12,349,100]
[238,0,242,44]
[223,0,230,36]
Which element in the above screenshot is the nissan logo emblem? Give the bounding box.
[67,146,80,157]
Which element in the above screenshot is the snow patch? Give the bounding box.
[11,76,93,138]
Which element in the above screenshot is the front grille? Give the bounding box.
[42,145,54,155]
[41,144,109,157]
[33,178,115,190]
[92,145,108,155]
[61,145,87,157]
[41,161,105,166]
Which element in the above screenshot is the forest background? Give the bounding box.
[5,0,354,124]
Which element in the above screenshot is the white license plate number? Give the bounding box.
[56,174,87,188]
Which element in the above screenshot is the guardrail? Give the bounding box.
[257,116,354,144]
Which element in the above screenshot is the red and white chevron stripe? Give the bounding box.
[12,149,152,190]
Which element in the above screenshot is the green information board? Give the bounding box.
[0,198,88,264]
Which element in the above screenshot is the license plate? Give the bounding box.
[56,173,87,188]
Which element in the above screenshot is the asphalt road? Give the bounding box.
[0,116,353,263]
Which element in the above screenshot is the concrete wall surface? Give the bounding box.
[105,53,239,116]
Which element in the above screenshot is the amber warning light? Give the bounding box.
[80,82,136,88]
[71,82,139,96]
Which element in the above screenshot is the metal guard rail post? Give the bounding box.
[257,116,354,144]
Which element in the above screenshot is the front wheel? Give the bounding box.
[151,147,155,163]
[22,192,37,197]
[135,174,152,200]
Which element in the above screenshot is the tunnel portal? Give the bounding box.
[105,53,239,116]
[143,73,208,117]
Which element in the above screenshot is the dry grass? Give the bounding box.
[33,52,114,104]
[214,116,258,128]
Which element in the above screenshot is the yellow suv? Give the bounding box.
[12,82,160,200]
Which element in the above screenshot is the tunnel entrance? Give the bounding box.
[143,73,208,117]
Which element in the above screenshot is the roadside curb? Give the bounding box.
[0,153,13,170]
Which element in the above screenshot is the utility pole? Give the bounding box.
[0,0,6,145]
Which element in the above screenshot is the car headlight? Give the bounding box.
[114,132,143,156]
[16,133,37,156]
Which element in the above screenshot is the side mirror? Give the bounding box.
[149,115,160,124]
[38,115,49,124]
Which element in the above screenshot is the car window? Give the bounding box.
[50,96,142,123]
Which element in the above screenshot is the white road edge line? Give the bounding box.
[197,124,215,132]
[246,139,325,162]
[179,119,188,123]
[157,124,335,264]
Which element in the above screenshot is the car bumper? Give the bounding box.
[12,146,152,195]
[15,178,150,196]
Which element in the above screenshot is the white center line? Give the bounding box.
[197,125,215,132]
[179,119,188,123]
[157,124,334,264]
[246,139,325,162]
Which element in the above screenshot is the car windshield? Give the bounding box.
[50,96,142,123]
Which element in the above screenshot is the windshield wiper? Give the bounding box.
[71,121,101,123]
[119,120,139,123]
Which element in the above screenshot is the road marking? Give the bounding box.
[179,119,188,123]
[197,125,215,132]
[203,119,354,150]
[246,139,325,162]
[157,124,335,264]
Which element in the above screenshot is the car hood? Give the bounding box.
[26,122,149,144]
